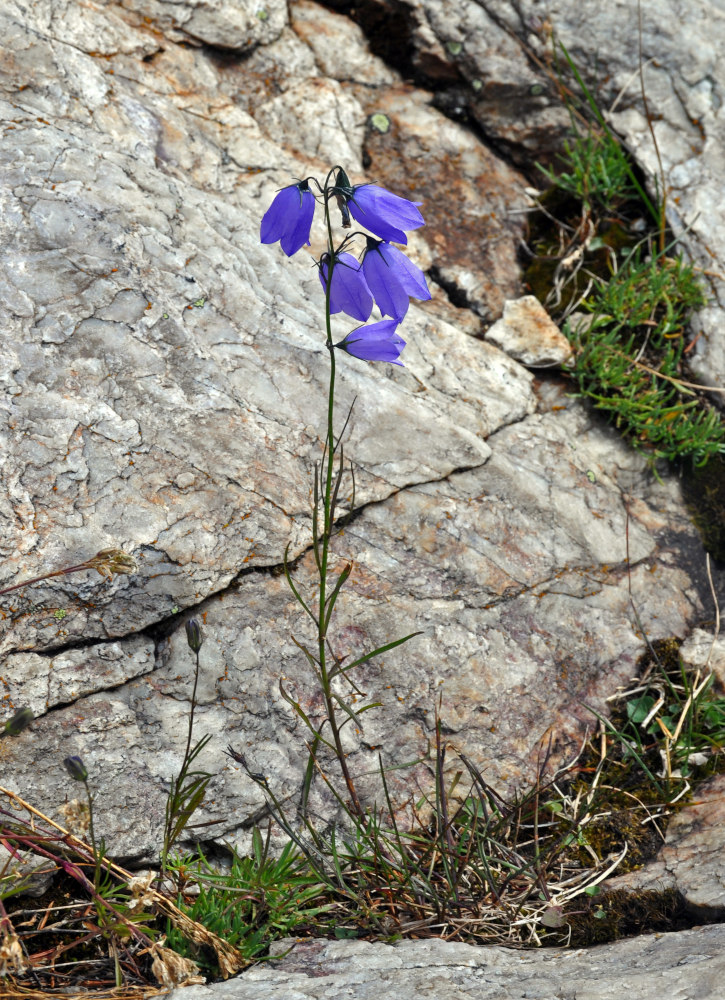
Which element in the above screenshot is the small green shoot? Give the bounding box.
[161,619,214,877]
[165,830,329,972]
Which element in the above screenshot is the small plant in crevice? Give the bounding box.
[161,618,214,879]
[164,830,330,974]
[523,41,725,470]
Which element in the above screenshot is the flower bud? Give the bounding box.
[2,707,34,737]
[63,755,88,782]
[185,618,204,653]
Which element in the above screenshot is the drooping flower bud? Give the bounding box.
[63,755,89,782]
[2,707,34,738]
[185,618,204,653]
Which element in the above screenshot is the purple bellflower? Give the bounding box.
[260,180,316,257]
[361,240,431,321]
[319,252,373,322]
[336,319,406,365]
[347,184,424,245]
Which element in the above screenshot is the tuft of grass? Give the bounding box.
[164,830,330,973]
[565,248,723,466]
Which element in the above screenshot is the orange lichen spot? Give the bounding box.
[146,302,152,310]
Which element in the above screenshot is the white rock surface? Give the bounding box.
[168,928,725,1000]
[486,295,573,366]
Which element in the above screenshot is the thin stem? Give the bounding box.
[0,563,93,597]
[183,647,201,770]
[316,182,364,819]
[81,778,102,895]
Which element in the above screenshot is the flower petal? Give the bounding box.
[279,189,315,256]
[319,252,373,322]
[348,184,424,244]
[361,245,410,321]
[383,245,431,301]
[260,183,315,256]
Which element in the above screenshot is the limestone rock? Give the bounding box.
[486,295,573,366]
[374,0,725,394]
[168,927,725,999]
[680,628,725,687]
[121,0,288,50]
[0,0,721,876]
[608,772,725,918]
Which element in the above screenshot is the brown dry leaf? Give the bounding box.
[150,943,205,987]
[0,931,26,977]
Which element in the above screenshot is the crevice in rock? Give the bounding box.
[316,0,428,82]
[427,265,480,314]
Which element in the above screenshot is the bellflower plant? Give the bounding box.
[258,166,428,817]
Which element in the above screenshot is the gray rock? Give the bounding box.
[0,0,721,903]
[121,0,288,50]
[168,928,725,999]
[386,0,725,394]
[608,772,725,917]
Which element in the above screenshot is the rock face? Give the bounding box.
[0,0,723,924]
[334,0,725,393]
[167,928,725,1000]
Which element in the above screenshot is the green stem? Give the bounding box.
[82,779,102,894]
[316,182,364,819]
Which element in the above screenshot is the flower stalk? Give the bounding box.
[261,164,428,821]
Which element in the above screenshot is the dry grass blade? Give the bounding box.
[0,984,165,1000]
[0,786,249,981]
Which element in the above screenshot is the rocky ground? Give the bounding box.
[2,0,725,996]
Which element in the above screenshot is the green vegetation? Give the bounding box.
[165,834,329,974]
[3,625,725,988]
[526,43,724,468]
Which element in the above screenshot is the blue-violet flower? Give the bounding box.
[347,184,424,245]
[336,319,406,365]
[361,240,431,321]
[260,180,315,256]
[319,252,373,322]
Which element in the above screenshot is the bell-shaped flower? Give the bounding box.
[260,180,316,257]
[361,240,431,321]
[336,319,406,365]
[318,252,373,322]
[347,184,424,245]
